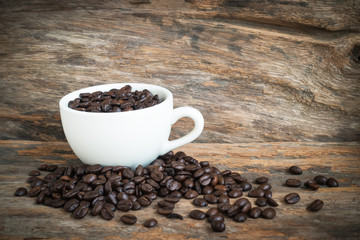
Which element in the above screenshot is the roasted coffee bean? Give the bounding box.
[204,194,218,204]
[206,208,219,218]
[202,186,214,194]
[82,174,97,184]
[305,180,320,190]
[249,207,262,219]
[267,197,279,207]
[227,205,240,217]
[101,206,115,220]
[264,190,272,199]
[255,197,267,207]
[104,202,116,211]
[233,213,247,222]
[64,198,80,212]
[208,214,224,223]
[46,165,58,172]
[164,195,180,203]
[120,214,137,225]
[116,192,129,201]
[73,201,90,219]
[145,192,158,201]
[248,189,264,198]
[193,198,208,207]
[14,187,27,196]
[326,178,339,187]
[123,168,134,179]
[234,198,249,208]
[29,170,41,176]
[50,198,66,208]
[211,221,226,232]
[38,164,48,171]
[240,181,252,191]
[307,199,324,212]
[157,207,173,216]
[117,200,133,211]
[131,201,141,211]
[36,191,46,204]
[217,202,232,213]
[240,202,252,213]
[255,177,268,184]
[258,183,271,191]
[213,190,227,197]
[144,218,158,228]
[135,165,144,176]
[199,174,211,186]
[166,213,184,220]
[158,201,174,210]
[284,193,300,204]
[228,190,243,198]
[285,179,301,188]
[289,166,303,175]
[262,207,276,219]
[28,186,42,197]
[92,201,105,215]
[31,179,44,188]
[107,191,118,205]
[138,196,152,207]
[190,210,206,220]
[218,195,230,204]
[184,190,199,199]
[150,169,163,182]
[314,175,327,185]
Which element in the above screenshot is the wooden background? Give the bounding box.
[1,0,359,143]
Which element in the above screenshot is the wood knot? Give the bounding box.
[351,44,360,63]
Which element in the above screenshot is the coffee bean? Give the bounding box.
[73,201,90,219]
[255,177,268,184]
[157,207,173,216]
[304,180,320,190]
[267,197,279,207]
[117,200,133,211]
[82,174,97,184]
[248,189,264,198]
[28,186,42,197]
[289,166,303,175]
[240,181,252,191]
[199,174,211,186]
[255,197,267,207]
[213,190,227,197]
[91,201,104,215]
[227,205,240,217]
[264,190,272,199]
[123,168,134,179]
[204,194,218,204]
[285,179,301,187]
[284,193,300,204]
[190,210,206,220]
[326,178,339,187]
[144,218,158,228]
[206,208,219,218]
[234,198,249,208]
[29,170,41,176]
[101,206,115,220]
[64,198,80,212]
[120,214,137,225]
[314,175,327,185]
[184,190,199,199]
[211,221,226,232]
[241,202,252,213]
[218,195,230,204]
[249,207,262,219]
[14,187,27,196]
[158,200,174,210]
[138,196,152,207]
[233,213,247,222]
[262,207,276,219]
[166,213,183,220]
[307,199,324,212]
[193,198,208,207]
[164,195,180,203]
[218,202,232,213]
[208,214,224,223]
[258,183,272,191]
[202,186,214,195]
[228,190,243,198]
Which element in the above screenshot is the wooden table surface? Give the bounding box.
[1,140,359,240]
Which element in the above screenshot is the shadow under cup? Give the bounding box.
[59,83,204,168]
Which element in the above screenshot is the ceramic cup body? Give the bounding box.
[59,83,204,168]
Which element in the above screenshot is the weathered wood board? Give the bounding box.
[0,140,359,239]
[0,0,360,143]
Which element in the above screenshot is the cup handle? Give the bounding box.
[160,107,204,155]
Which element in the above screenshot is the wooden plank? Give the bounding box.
[0,1,359,143]
[0,140,359,239]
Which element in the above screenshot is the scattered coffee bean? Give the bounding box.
[208,214,224,223]
[204,194,218,204]
[262,208,276,219]
[249,207,262,219]
[28,170,41,176]
[228,190,243,198]
[248,189,264,198]
[289,166,302,175]
[211,221,226,232]
[264,190,272,199]
[307,199,324,212]
[166,213,183,220]
[284,193,300,204]
[184,190,199,199]
[206,208,219,218]
[314,175,327,185]
[326,178,339,187]
[157,207,173,216]
[193,198,208,207]
[255,197,267,207]
[255,177,268,184]
[190,210,206,220]
[158,200,175,210]
[144,218,158,228]
[304,180,320,190]
[233,213,247,222]
[285,179,301,188]
[267,197,279,207]
[258,183,272,191]
[120,214,137,225]
[14,187,27,196]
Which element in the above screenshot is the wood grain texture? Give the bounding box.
[0,0,360,143]
[0,140,360,239]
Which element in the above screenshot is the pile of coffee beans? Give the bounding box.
[283,165,339,211]
[14,154,339,232]
[68,85,161,112]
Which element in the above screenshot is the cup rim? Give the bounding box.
[59,83,172,115]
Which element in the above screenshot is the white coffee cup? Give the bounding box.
[59,83,204,168]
